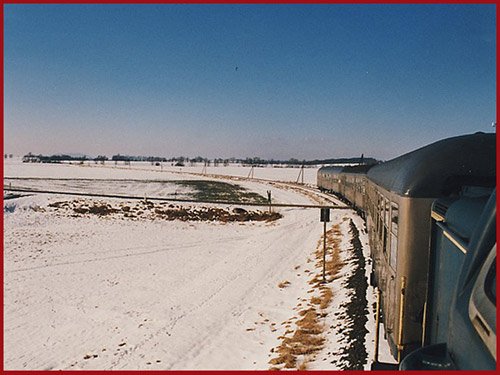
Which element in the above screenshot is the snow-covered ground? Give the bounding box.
[4,158,319,185]
[3,159,395,370]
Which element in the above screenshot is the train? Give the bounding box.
[317,132,496,370]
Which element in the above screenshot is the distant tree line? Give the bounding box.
[111,154,167,162]
[22,153,90,163]
[22,152,377,166]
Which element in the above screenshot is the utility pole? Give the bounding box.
[296,162,305,184]
[247,165,254,179]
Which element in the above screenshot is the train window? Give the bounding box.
[385,198,390,226]
[382,197,390,257]
[383,196,386,222]
[379,195,382,221]
[378,195,383,240]
[390,234,397,268]
[377,205,380,234]
[389,202,399,268]
[389,202,398,268]
[383,225,388,255]
[391,203,399,237]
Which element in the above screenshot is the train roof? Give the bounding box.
[341,164,377,174]
[367,133,496,198]
[318,164,376,175]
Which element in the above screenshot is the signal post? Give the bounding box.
[320,207,330,283]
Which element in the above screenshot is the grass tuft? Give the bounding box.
[278,280,291,289]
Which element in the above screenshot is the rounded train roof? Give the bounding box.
[318,164,376,175]
[341,164,376,175]
[317,166,344,175]
[367,133,496,198]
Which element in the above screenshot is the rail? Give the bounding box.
[3,186,351,210]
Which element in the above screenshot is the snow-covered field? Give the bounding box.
[3,159,395,370]
[4,158,319,184]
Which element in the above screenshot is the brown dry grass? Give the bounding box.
[297,361,308,371]
[50,198,282,222]
[278,280,291,289]
[319,287,333,310]
[268,222,345,370]
[310,296,321,305]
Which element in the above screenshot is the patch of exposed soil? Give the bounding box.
[48,199,282,223]
[174,180,267,203]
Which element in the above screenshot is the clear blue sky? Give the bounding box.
[4,4,496,160]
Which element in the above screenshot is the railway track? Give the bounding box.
[4,185,350,210]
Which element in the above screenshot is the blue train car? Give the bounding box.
[401,189,496,370]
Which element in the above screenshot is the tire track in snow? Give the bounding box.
[106,214,317,370]
[6,220,300,274]
[5,235,250,273]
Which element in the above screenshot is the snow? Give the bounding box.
[4,158,319,185]
[3,159,395,370]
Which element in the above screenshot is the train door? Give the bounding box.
[426,215,467,344]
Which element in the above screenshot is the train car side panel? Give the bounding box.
[368,183,435,358]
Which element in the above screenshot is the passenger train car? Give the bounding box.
[318,164,375,217]
[317,133,496,370]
